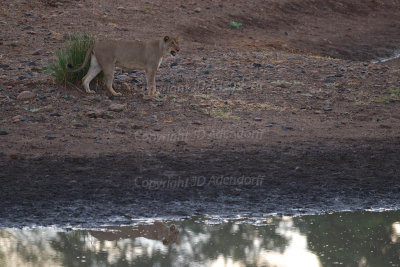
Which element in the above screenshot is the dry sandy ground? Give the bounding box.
[0,0,400,226]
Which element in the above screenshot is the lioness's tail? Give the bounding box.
[66,45,94,73]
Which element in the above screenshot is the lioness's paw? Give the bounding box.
[86,90,95,94]
[112,92,122,96]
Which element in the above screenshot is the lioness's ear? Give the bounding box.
[164,36,170,42]
[170,224,176,231]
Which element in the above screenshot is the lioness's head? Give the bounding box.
[163,35,180,57]
[162,224,180,245]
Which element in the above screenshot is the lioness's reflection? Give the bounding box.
[89,221,179,245]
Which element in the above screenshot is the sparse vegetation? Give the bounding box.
[230,21,243,29]
[47,34,100,87]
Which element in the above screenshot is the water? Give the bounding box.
[1,210,400,267]
[372,50,400,63]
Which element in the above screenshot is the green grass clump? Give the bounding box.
[230,21,243,29]
[48,33,99,87]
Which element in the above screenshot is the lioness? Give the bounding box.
[89,222,180,245]
[67,36,180,96]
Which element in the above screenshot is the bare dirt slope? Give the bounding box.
[0,0,400,226]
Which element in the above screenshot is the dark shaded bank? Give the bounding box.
[1,139,400,227]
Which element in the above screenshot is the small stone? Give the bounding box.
[281,126,294,131]
[116,74,129,81]
[45,135,56,140]
[192,121,202,125]
[86,110,104,118]
[170,62,178,67]
[114,128,126,134]
[50,112,61,117]
[0,130,9,135]
[32,49,44,55]
[253,62,262,68]
[295,166,303,172]
[12,115,22,122]
[131,124,144,130]
[108,103,126,112]
[180,58,192,65]
[325,76,336,83]
[17,90,36,100]
[254,117,262,121]
[121,82,131,91]
[266,64,275,69]
[194,7,201,13]
[323,107,332,111]
[0,64,10,69]
[176,140,187,146]
[379,124,391,129]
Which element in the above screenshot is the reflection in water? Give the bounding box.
[392,222,400,243]
[0,211,399,267]
[89,221,179,245]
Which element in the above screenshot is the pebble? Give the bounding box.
[114,128,126,134]
[12,115,23,122]
[45,135,56,140]
[17,90,36,100]
[194,7,202,13]
[253,62,262,68]
[0,130,9,135]
[176,140,187,146]
[254,117,262,121]
[323,107,332,111]
[108,103,126,112]
[32,49,44,55]
[324,76,336,83]
[87,110,105,118]
[281,126,294,131]
[170,62,178,67]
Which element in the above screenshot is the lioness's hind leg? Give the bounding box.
[82,56,102,94]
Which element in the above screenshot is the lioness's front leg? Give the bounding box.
[146,69,158,96]
[103,68,122,96]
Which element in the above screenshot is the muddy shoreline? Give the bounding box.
[1,139,399,227]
